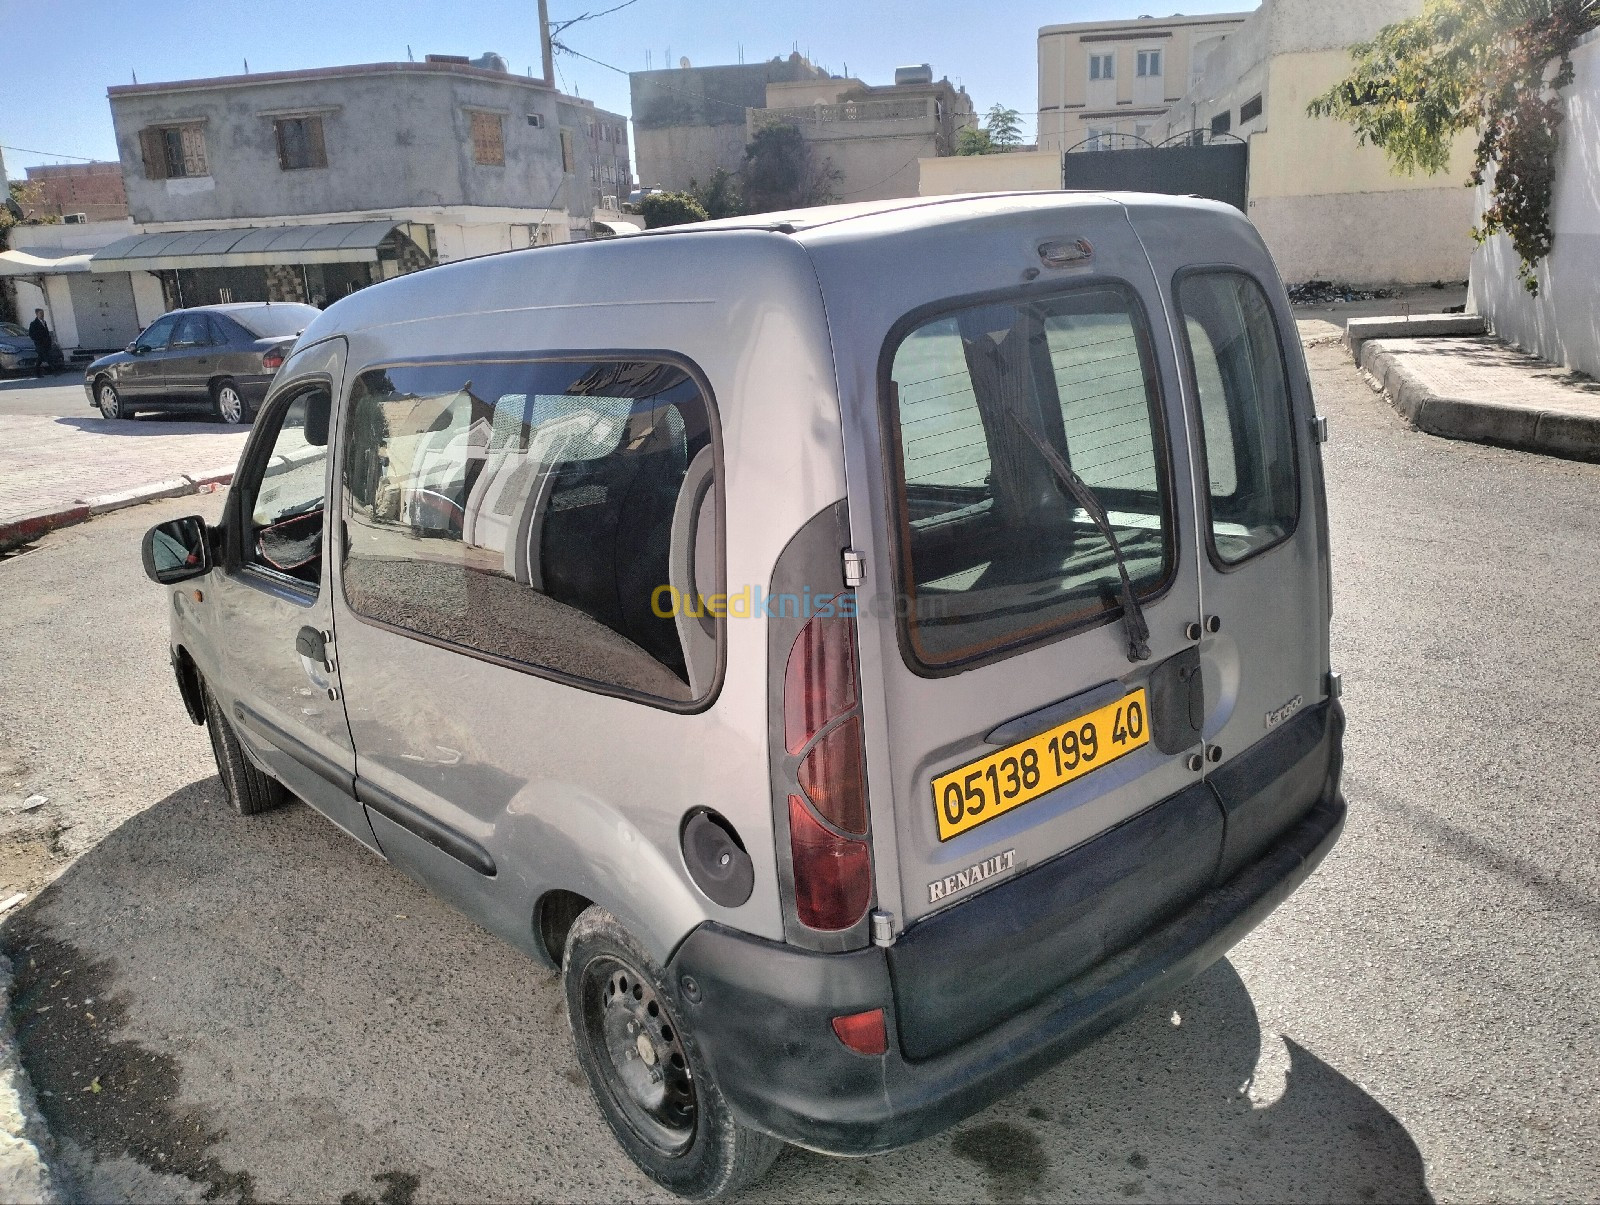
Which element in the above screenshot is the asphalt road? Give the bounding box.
[0,344,1595,1203]
[0,374,95,419]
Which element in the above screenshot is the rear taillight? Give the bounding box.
[784,602,872,931]
[262,347,286,371]
[789,797,872,930]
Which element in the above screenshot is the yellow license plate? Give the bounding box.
[932,688,1150,841]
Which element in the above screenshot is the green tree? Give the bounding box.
[984,104,1024,149]
[690,168,744,220]
[638,191,709,229]
[956,127,997,156]
[1307,0,1599,293]
[739,123,841,213]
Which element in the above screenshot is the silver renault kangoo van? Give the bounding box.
[143,193,1344,1199]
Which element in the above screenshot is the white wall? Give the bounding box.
[42,277,79,349]
[131,271,167,326]
[1469,29,1600,378]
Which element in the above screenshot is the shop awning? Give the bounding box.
[90,220,404,271]
[0,248,96,277]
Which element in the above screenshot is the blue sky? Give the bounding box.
[1,0,1249,175]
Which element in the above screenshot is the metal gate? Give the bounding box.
[67,272,141,351]
[1061,132,1248,213]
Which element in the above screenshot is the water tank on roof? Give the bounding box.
[895,63,933,86]
[471,51,510,73]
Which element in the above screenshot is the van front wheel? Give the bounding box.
[563,907,782,1200]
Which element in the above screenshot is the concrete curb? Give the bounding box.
[1357,342,1600,463]
[0,471,233,555]
[0,955,63,1203]
[1344,313,1486,361]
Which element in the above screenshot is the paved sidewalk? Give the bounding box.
[1354,334,1600,461]
[0,416,246,549]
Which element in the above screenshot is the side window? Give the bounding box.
[1177,272,1299,564]
[136,314,180,351]
[341,359,718,704]
[244,388,331,589]
[171,314,210,348]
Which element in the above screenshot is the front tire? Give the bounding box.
[96,379,124,420]
[212,378,247,425]
[201,682,288,816]
[564,908,782,1200]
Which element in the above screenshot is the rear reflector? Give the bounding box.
[788,795,871,931]
[783,605,858,755]
[830,1008,887,1056]
[796,714,867,835]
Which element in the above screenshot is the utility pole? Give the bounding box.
[537,0,555,88]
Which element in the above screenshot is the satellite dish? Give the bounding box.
[679,56,691,69]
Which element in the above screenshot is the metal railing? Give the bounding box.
[750,98,933,130]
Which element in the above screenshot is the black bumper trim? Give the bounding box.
[668,791,1345,1155]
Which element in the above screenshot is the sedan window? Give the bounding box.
[171,315,212,347]
[135,314,180,351]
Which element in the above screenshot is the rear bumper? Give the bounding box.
[668,703,1344,1155]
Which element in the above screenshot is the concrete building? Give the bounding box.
[1037,13,1250,154]
[0,55,630,352]
[1147,0,1476,285]
[630,54,830,192]
[22,162,130,222]
[1470,27,1600,378]
[918,150,1061,197]
[748,71,976,202]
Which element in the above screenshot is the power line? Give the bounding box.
[1,143,103,164]
[551,40,749,112]
[550,0,645,37]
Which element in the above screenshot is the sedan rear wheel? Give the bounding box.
[212,378,247,425]
[96,379,123,420]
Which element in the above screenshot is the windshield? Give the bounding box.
[229,304,320,339]
[885,283,1173,669]
[0,323,27,338]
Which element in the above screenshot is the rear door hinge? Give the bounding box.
[843,548,867,588]
[1311,414,1329,444]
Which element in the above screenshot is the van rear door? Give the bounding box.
[800,199,1210,936]
[1129,200,1336,881]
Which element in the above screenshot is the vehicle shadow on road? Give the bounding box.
[3,780,1431,1204]
[52,414,236,437]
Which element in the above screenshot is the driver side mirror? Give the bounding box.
[142,515,214,584]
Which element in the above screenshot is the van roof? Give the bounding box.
[298,190,1247,343]
[635,191,1232,240]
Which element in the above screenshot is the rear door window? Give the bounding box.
[1176,272,1299,564]
[886,284,1173,669]
[341,359,719,705]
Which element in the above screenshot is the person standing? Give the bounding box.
[27,309,54,376]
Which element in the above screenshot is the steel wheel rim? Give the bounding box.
[99,383,118,417]
[580,954,697,1155]
[219,386,243,423]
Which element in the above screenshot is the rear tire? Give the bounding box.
[564,907,782,1200]
[201,682,288,816]
[212,378,247,425]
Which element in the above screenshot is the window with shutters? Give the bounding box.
[1210,110,1232,135]
[139,123,209,179]
[274,116,327,170]
[469,110,505,166]
[1240,93,1264,124]
[560,128,575,174]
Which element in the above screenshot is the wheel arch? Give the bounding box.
[171,644,206,726]
[535,888,594,969]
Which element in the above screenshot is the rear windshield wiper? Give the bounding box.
[1004,410,1152,663]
